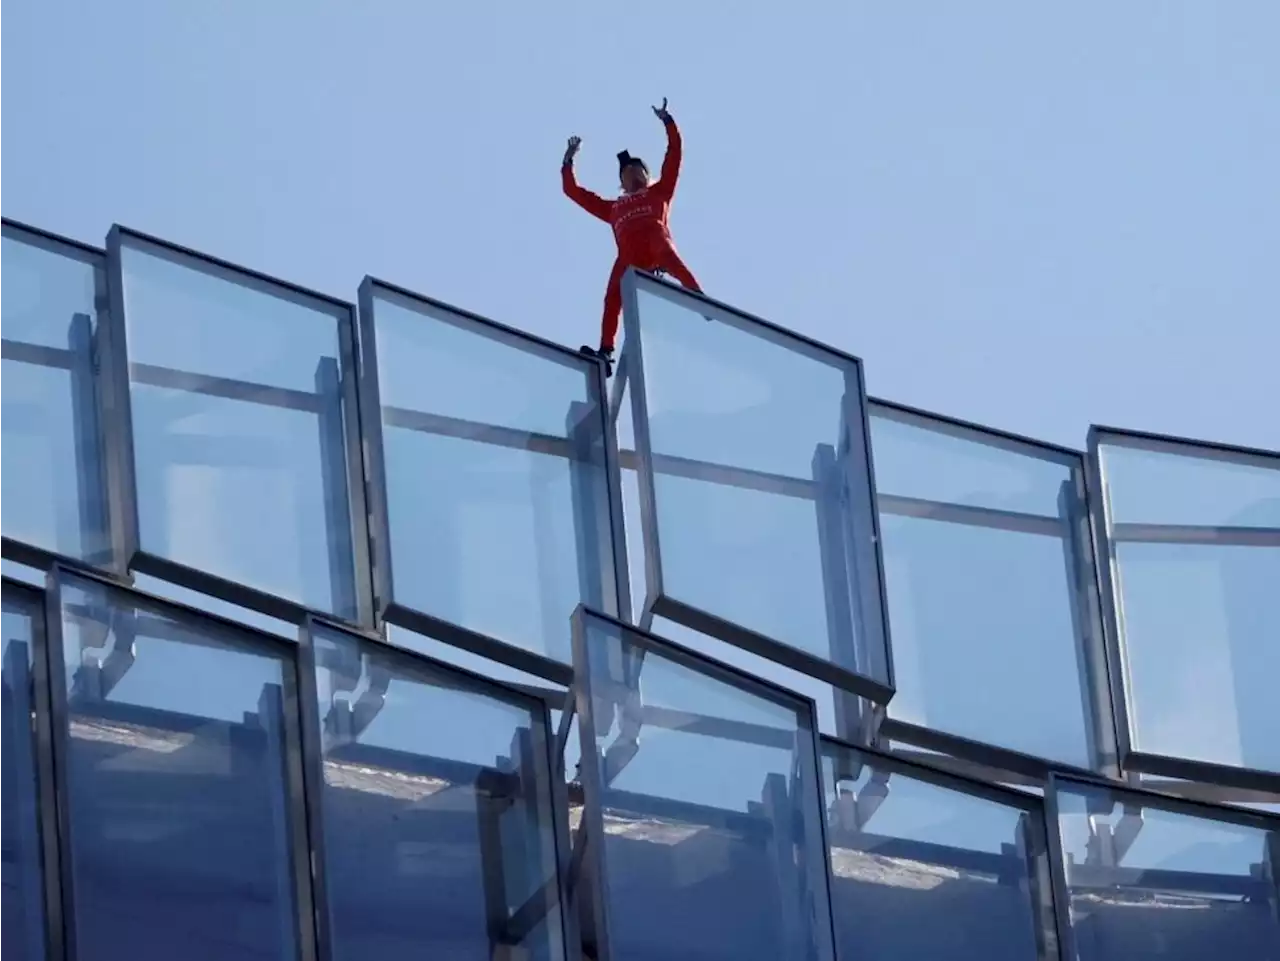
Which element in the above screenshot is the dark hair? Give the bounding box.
[617,150,649,176]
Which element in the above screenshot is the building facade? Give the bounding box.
[2,216,1278,961]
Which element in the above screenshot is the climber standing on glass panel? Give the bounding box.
[562,97,703,374]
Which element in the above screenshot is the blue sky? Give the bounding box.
[3,0,1276,881]
[4,1,1277,451]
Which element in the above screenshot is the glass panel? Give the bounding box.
[309,625,565,960]
[613,351,650,620]
[385,623,567,697]
[2,588,48,961]
[2,228,110,565]
[132,572,298,640]
[575,612,834,961]
[820,743,1047,961]
[651,614,857,739]
[1098,437,1280,772]
[116,233,360,619]
[1052,777,1280,961]
[871,408,1096,767]
[55,573,301,961]
[628,276,890,690]
[368,285,614,667]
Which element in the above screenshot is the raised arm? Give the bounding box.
[653,99,682,200]
[561,136,613,222]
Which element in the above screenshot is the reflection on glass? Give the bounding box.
[651,614,857,739]
[1052,777,1280,961]
[2,229,110,565]
[131,572,297,640]
[2,589,48,961]
[1099,438,1280,772]
[369,285,613,666]
[576,613,834,961]
[870,408,1096,767]
[630,279,889,689]
[820,742,1045,961]
[117,235,359,619]
[309,625,564,960]
[55,574,301,961]
[385,623,567,697]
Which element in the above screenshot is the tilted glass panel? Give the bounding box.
[1098,436,1280,772]
[626,274,890,694]
[366,283,614,667]
[1051,777,1280,961]
[650,613,860,740]
[54,573,302,961]
[309,624,565,960]
[2,227,111,565]
[870,406,1098,768]
[820,742,1049,961]
[2,587,48,961]
[574,611,835,961]
[115,231,361,619]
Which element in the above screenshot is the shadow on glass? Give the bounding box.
[571,607,836,961]
[2,582,53,961]
[820,737,1057,961]
[302,619,568,960]
[45,568,309,961]
[1047,773,1280,961]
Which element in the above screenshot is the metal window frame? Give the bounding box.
[619,267,895,705]
[1087,424,1280,794]
[570,605,839,961]
[2,577,69,961]
[102,224,375,629]
[820,733,1062,961]
[38,562,321,961]
[2,219,117,576]
[295,610,576,961]
[356,276,625,688]
[867,397,1121,779]
[1044,769,1280,961]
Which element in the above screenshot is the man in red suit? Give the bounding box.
[563,98,703,371]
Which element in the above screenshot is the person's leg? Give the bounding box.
[598,257,627,353]
[656,246,702,294]
[581,257,627,373]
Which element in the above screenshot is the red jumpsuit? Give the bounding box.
[562,115,702,352]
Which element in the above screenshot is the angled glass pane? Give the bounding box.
[2,225,111,566]
[624,272,890,696]
[114,230,362,620]
[132,571,297,640]
[385,622,567,698]
[650,613,860,740]
[2,587,49,961]
[870,404,1100,768]
[820,742,1051,961]
[309,624,565,960]
[574,611,835,961]
[1051,777,1280,961]
[54,572,303,961]
[612,349,652,621]
[365,282,615,668]
[1097,434,1280,773]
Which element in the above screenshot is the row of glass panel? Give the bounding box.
[3,217,1278,794]
[4,573,1277,961]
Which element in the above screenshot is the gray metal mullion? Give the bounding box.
[294,618,335,961]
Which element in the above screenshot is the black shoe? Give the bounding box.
[579,345,615,377]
